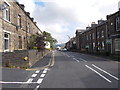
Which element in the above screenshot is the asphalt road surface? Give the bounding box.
[1,50,119,89]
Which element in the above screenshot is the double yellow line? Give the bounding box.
[26,51,55,71]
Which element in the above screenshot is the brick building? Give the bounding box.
[0,0,42,52]
[66,10,120,56]
[75,29,85,52]
[79,11,119,55]
[107,11,120,55]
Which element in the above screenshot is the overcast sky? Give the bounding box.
[17,0,119,44]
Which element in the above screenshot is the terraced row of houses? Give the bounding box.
[0,0,42,52]
[66,10,120,57]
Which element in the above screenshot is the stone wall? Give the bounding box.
[2,50,50,68]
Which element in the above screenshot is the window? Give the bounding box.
[18,14,21,28]
[18,36,22,49]
[97,32,99,38]
[86,35,88,40]
[27,23,30,33]
[90,34,92,40]
[102,41,105,50]
[92,33,95,39]
[116,17,120,31]
[4,32,9,51]
[101,31,104,38]
[3,2,10,21]
[115,38,120,51]
[93,42,95,49]
[98,41,100,50]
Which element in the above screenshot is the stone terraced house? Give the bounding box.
[0,0,42,52]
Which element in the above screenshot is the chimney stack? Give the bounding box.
[20,4,25,10]
[91,22,97,27]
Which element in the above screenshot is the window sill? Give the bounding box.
[4,49,9,52]
[3,19,11,24]
[115,50,120,52]
[116,30,120,31]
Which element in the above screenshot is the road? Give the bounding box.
[1,50,120,89]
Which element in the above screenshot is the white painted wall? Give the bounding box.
[45,41,50,49]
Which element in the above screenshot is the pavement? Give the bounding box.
[0,50,119,89]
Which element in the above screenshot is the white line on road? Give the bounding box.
[44,68,48,71]
[70,56,74,57]
[0,81,42,84]
[34,85,40,90]
[31,74,38,78]
[79,58,87,62]
[66,54,70,57]
[72,58,79,62]
[40,74,46,78]
[36,85,40,88]
[92,64,119,80]
[27,78,33,83]
[42,70,47,74]
[85,65,112,83]
[37,78,43,84]
[35,70,40,73]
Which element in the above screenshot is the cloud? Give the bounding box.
[17,0,119,44]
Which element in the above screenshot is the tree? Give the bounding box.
[43,31,58,49]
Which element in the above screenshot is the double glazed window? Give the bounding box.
[97,32,99,38]
[18,14,21,28]
[18,36,22,49]
[4,32,9,51]
[27,23,30,33]
[116,17,120,31]
[3,2,10,21]
[101,31,104,38]
[115,38,120,51]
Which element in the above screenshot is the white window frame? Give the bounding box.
[97,32,99,38]
[101,31,104,38]
[27,23,30,33]
[3,2,10,21]
[102,41,105,50]
[4,32,10,52]
[93,42,95,49]
[115,38,120,51]
[17,14,21,28]
[116,17,120,31]
[92,33,95,39]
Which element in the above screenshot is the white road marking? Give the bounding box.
[70,56,74,57]
[79,58,87,62]
[36,85,40,89]
[26,78,33,83]
[92,64,119,80]
[40,74,46,78]
[35,70,40,73]
[34,85,40,90]
[43,70,47,74]
[44,68,48,71]
[85,65,112,83]
[65,54,70,57]
[37,78,43,84]
[72,58,79,62]
[31,74,38,78]
[0,81,41,84]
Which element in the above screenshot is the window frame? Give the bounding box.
[115,38,120,51]
[4,32,9,52]
[116,17,120,31]
[3,2,10,21]
[18,36,22,49]
[17,14,22,28]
